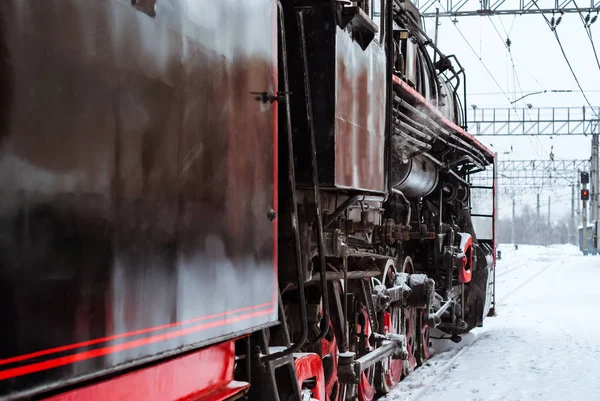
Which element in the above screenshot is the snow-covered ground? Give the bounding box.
[383,243,600,401]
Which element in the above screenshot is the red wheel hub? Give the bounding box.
[380,309,402,390]
[356,309,376,401]
[403,308,418,377]
[321,322,339,400]
[417,310,431,364]
[358,372,376,401]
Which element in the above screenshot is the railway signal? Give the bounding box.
[581,172,590,184]
[582,189,590,201]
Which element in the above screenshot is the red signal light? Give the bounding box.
[581,189,590,201]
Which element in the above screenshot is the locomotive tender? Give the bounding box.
[0,0,496,400]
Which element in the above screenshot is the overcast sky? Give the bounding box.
[421,3,600,223]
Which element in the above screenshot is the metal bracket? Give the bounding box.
[251,91,291,104]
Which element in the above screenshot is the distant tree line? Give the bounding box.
[496,204,574,245]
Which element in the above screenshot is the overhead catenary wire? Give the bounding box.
[585,25,600,72]
[531,1,600,120]
[507,43,549,156]
[446,4,593,216]
[486,14,548,157]
[506,14,518,37]
[572,0,600,73]
[437,5,525,126]
[487,15,514,94]
[435,3,513,107]
[452,29,506,98]
[496,193,569,212]
[469,89,600,96]
[436,0,592,171]
[437,8,529,107]
[497,14,515,39]
[445,1,543,111]
[448,4,579,164]
[550,33,600,121]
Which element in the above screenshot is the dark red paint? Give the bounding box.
[458,235,473,284]
[335,29,387,192]
[0,307,273,381]
[0,302,272,368]
[42,340,246,401]
[294,353,326,400]
[382,311,402,389]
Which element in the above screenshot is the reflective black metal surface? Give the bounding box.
[0,0,277,398]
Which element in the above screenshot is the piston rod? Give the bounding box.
[428,299,453,327]
[337,334,407,384]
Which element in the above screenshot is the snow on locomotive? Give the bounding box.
[0,0,496,400]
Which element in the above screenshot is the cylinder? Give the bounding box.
[441,181,469,203]
[391,154,439,198]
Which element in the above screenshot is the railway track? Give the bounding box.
[497,261,555,302]
[495,256,535,278]
[381,255,562,401]
[495,265,522,278]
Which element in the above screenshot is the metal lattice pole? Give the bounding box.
[591,132,598,226]
[511,197,516,245]
[571,184,576,245]
[537,193,541,245]
[418,2,600,18]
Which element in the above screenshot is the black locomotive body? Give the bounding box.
[0,1,496,400]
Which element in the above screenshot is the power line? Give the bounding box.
[486,16,508,56]
[449,18,512,105]
[496,14,512,38]
[573,0,600,73]
[496,193,570,212]
[432,1,516,109]
[513,57,546,91]
[486,16,515,101]
[418,0,600,17]
[507,15,517,36]
[508,47,549,156]
[585,26,600,73]
[490,15,517,94]
[470,89,600,96]
[550,30,600,120]
[531,2,600,120]
[486,15,548,156]
[443,5,544,158]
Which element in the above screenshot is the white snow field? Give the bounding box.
[383,243,600,401]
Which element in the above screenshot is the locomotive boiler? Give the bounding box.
[0,0,496,400]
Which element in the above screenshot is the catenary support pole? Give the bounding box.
[536,193,540,245]
[512,197,516,245]
[583,178,589,254]
[547,196,551,246]
[577,175,581,226]
[592,132,598,225]
[571,184,575,244]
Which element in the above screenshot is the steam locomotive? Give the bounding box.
[0,0,496,400]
